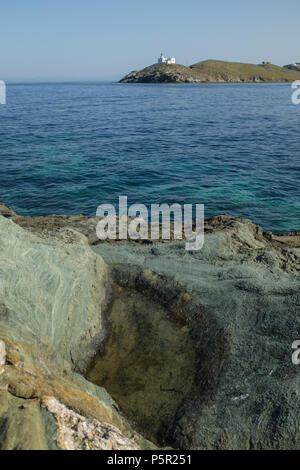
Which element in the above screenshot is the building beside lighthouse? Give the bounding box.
[158,53,176,65]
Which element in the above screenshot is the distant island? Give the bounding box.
[120,59,300,84]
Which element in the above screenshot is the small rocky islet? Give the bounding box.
[0,202,299,450]
[120,59,300,83]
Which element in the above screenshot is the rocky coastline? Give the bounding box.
[0,202,299,450]
[119,60,300,84]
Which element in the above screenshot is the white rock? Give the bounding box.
[44,397,139,450]
[0,340,6,366]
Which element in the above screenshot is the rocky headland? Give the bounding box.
[120,60,300,84]
[0,202,299,450]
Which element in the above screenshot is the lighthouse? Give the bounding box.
[158,53,176,65]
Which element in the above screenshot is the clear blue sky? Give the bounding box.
[1,0,300,82]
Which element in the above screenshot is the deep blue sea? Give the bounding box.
[0,82,299,232]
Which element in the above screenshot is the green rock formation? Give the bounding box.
[92,216,300,449]
[0,215,153,450]
[0,207,299,450]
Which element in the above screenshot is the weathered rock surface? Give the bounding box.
[0,215,153,450]
[8,209,300,251]
[0,204,299,450]
[0,202,16,218]
[92,216,300,449]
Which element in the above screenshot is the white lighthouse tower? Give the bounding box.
[158,53,175,65]
[158,53,167,63]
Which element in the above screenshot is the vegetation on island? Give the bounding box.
[120,59,300,83]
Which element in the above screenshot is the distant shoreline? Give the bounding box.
[120,59,300,84]
[1,202,299,240]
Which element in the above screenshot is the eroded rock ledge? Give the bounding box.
[0,203,299,450]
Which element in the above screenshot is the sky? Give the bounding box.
[1,0,300,82]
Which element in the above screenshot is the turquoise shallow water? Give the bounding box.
[0,81,299,232]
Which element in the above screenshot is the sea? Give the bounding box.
[0,81,299,232]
